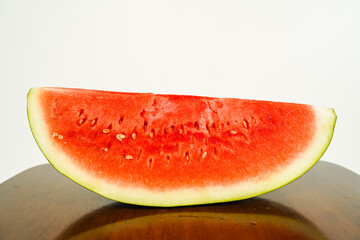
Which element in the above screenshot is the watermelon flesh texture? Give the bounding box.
[27,88,336,207]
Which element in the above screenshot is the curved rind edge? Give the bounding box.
[27,88,337,207]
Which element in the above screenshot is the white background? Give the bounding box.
[1,0,359,183]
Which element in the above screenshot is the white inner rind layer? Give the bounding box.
[27,88,337,207]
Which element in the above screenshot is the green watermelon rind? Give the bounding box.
[27,88,337,207]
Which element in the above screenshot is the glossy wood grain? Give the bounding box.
[0,161,359,240]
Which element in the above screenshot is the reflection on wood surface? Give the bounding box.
[57,198,326,240]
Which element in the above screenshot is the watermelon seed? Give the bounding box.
[220,123,224,130]
[104,148,109,152]
[78,116,87,126]
[137,149,142,160]
[243,119,249,129]
[251,116,257,124]
[147,158,153,168]
[185,151,190,164]
[90,118,98,127]
[58,135,64,140]
[125,155,133,160]
[170,125,175,132]
[166,155,170,166]
[227,121,230,126]
[143,121,148,131]
[118,116,124,125]
[116,133,126,141]
[78,109,84,116]
[149,130,154,139]
[194,121,200,130]
[206,123,211,134]
[52,132,59,138]
[230,130,237,135]
[180,124,185,133]
[202,152,207,159]
[132,133,137,140]
[119,158,124,167]
[103,129,111,134]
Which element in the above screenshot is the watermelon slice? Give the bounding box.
[27,87,336,207]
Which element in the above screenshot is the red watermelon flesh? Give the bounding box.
[27,87,336,206]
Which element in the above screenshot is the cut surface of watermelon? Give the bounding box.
[27,87,336,206]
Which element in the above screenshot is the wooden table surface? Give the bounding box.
[0,161,359,240]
